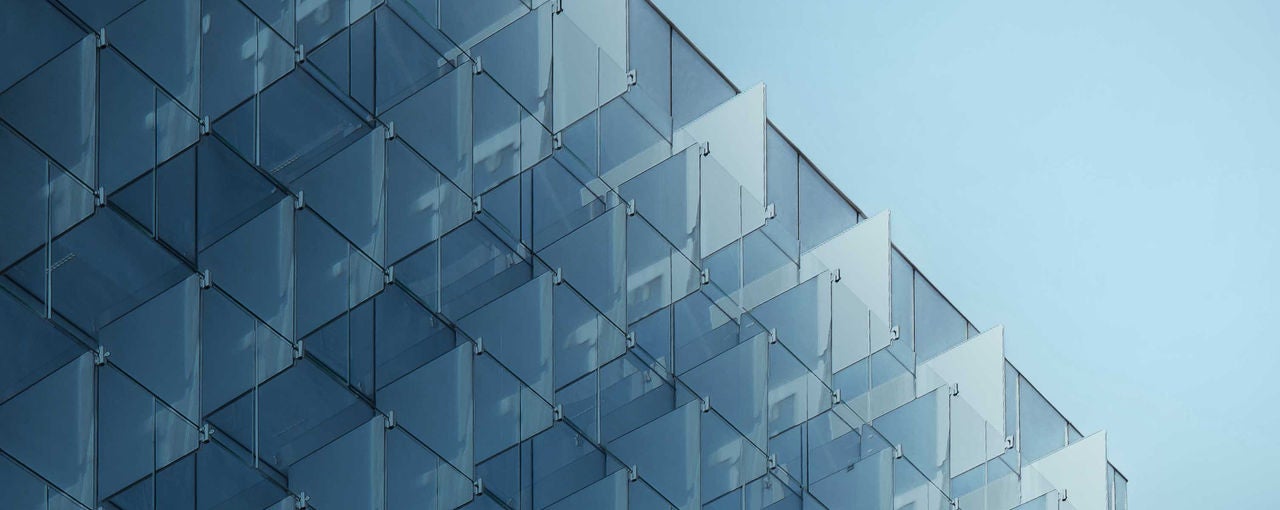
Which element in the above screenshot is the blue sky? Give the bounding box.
[651,0,1280,507]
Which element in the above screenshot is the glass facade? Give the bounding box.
[0,0,1128,509]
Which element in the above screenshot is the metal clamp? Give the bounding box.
[93,345,110,366]
[95,28,108,48]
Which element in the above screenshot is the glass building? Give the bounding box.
[0,0,1128,509]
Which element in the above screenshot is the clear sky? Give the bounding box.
[651,0,1280,507]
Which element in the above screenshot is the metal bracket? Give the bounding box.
[472,196,483,215]
[888,325,900,341]
[199,423,214,444]
[552,132,563,150]
[473,479,484,496]
[831,268,842,282]
[293,191,305,210]
[831,389,841,404]
[552,0,564,14]
[384,411,397,430]
[94,187,106,208]
[701,396,711,413]
[93,345,110,366]
[199,116,211,136]
[767,454,777,470]
[293,339,305,360]
[553,404,564,422]
[628,465,638,482]
[949,383,960,397]
[552,267,564,285]
[96,28,108,48]
[951,499,960,509]
[1060,490,1068,502]
[698,142,711,157]
[473,57,484,75]
[1004,435,1015,450]
[473,338,485,356]
[294,44,306,64]
[625,331,636,349]
[768,328,778,344]
[384,121,396,140]
[294,492,310,509]
[199,269,212,289]
[699,269,710,285]
[384,266,395,285]
[764,203,776,220]
[625,69,637,87]
[893,444,904,459]
[626,199,637,216]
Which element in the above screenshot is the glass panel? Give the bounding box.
[101,275,202,422]
[539,206,626,326]
[619,148,701,262]
[457,272,554,399]
[798,158,857,253]
[292,127,387,263]
[0,354,94,506]
[809,447,892,510]
[471,4,553,127]
[608,402,699,510]
[377,343,473,476]
[671,33,734,130]
[751,275,832,382]
[201,198,296,340]
[0,0,84,93]
[473,73,524,194]
[439,0,527,50]
[701,409,767,504]
[627,0,672,139]
[682,334,769,448]
[914,272,967,363]
[384,63,474,195]
[0,35,97,183]
[108,0,200,112]
[1019,376,1068,466]
[289,417,385,510]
